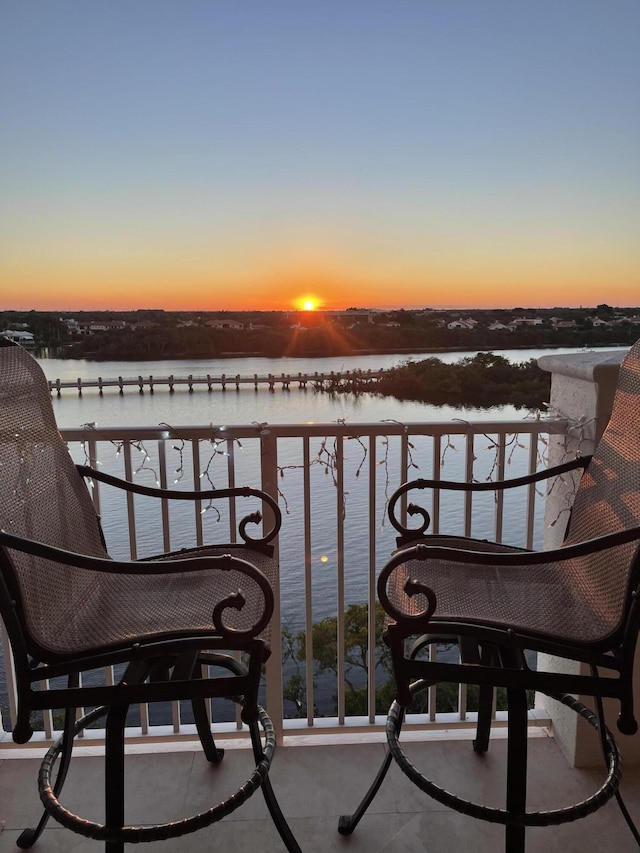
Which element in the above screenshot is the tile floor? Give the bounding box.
[1,729,639,852]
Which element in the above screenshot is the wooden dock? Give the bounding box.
[48,369,387,395]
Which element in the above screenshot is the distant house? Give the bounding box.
[1,329,36,348]
[324,309,375,324]
[552,320,577,330]
[63,318,81,334]
[510,317,543,328]
[591,317,612,328]
[205,319,245,330]
[447,319,476,330]
[488,321,514,332]
[78,320,128,334]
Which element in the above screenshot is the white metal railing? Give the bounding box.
[1,417,568,746]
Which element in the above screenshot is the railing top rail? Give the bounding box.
[59,418,567,443]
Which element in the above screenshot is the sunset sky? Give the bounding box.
[1,1,639,312]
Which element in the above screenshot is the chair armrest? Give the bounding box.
[377,525,640,633]
[76,464,281,546]
[0,529,274,641]
[389,455,590,542]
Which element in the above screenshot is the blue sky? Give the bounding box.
[1,1,639,310]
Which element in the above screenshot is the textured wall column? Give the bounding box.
[537,347,636,767]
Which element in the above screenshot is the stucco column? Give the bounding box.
[537,347,637,767]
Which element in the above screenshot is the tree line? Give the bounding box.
[368,352,551,409]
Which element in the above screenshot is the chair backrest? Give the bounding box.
[562,339,640,641]
[0,341,108,653]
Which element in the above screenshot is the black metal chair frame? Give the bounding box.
[340,453,640,850]
[1,511,302,852]
[0,341,302,852]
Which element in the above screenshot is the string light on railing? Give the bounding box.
[532,404,596,527]
[75,414,586,546]
[441,438,458,469]
[172,438,185,484]
[377,436,392,530]
[79,422,102,467]
[348,434,368,478]
[81,423,158,482]
[130,441,159,485]
[380,420,420,472]
[103,416,587,536]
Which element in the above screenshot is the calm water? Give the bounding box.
[41,346,604,430]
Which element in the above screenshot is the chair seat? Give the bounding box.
[36,545,278,658]
[389,536,617,646]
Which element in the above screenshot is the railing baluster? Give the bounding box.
[526,429,539,549]
[192,439,203,546]
[259,428,284,743]
[459,681,468,722]
[432,434,441,534]
[495,432,507,543]
[158,438,171,553]
[464,432,474,537]
[368,435,377,724]
[87,436,101,519]
[336,434,346,725]
[303,436,314,726]
[226,437,237,543]
[40,679,53,738]
[122,441,137,560]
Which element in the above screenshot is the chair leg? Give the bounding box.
[105,703,129,853]
[592,688,640,846]
[473,645,498,754]
[16,705,77,849]
[249,720,302,853]
[191,664,224,763]
[192,697,225,763]
[462,641,497,755]
[338,704,405,835]
[473,683,494,753]
[505,687,528,853]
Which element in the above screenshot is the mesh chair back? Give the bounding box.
[0,341,109,650]
[562,339,640,637]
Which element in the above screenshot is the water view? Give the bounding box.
[41,346,602,429]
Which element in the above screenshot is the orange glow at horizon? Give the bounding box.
[1,250,639,312]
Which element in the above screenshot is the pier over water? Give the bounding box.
[48,369,386,396]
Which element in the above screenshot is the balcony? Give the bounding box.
[2,348,639,850]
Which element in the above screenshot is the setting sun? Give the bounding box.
[294,295,323,312]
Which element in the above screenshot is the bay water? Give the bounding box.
[43,346,593,430]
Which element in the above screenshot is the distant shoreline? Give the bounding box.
[46,341,630,362]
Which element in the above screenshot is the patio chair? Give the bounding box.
[339,339,640,852]
[0,340,302,852]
